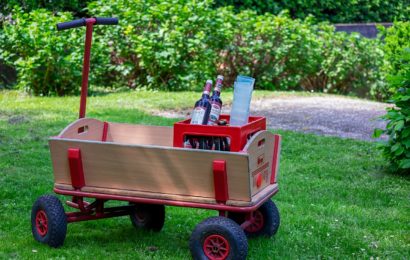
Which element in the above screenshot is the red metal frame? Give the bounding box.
[67,148,85,189]
[173,114,266,152]
[63,197,133,223]
[79,18,96,119]
[54,185,278,216]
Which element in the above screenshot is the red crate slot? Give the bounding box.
[173,114,266,152]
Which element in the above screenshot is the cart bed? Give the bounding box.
[49,118,281,207]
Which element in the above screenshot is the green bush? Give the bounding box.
[0,0,89,15]
[89,0,384,96]
[0,7,110,96]
[217,11,385,96]
[88,0,232,90]
[217,11,322,89]
[303,28,386,99]
[214,0,410,23]
[0,1,385,97]
[375,22,410,172]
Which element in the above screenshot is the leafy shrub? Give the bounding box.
[217,11,322,89]
[0,7,110,95]
[375,22,410,172]
[214,0,410,23]
[302,28,386,99]
[0,1,385,97]
[88,0,232,91]
[89,1,384,97]
[217,11,385,96]
[0,0,89,15]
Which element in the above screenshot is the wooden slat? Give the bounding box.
[49,138,251,202]
[58,118,173,147]
[243,131,275,196]
[58,118,104,141]
[106,122,173,147]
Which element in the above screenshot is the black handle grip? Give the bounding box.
[57,18,86,31]
[56,17,118,31]
[95,17,118,25]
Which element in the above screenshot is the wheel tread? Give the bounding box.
[190,216,248,260]
[31,195,67,247]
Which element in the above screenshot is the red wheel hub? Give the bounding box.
[245,210,264,233]
[35,210,48,237]
[203,234,230,260]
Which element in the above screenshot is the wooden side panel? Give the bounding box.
[243,131,275,196]
[106,123,173,147]
[58,118,104,141]
[49,139,251,202]
[58,118,173,147]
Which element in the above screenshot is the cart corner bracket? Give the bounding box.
[270,134,282,184]
[67,148,85,189]
[213,160,229,203]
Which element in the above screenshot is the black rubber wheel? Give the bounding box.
[31,195,67,248]
[189,216,248,260]
[129,203,165,232]
[228,200,280,238]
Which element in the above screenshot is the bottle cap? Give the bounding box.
[206,80,213,84]
[217,75,224,80]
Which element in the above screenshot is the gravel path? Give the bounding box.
[155,95,391,141]
[248,96,390,141]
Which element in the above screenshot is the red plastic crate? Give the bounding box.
[173,114,266,152]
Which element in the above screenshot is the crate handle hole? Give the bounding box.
[78,125,89,134]
[258,138,265,147]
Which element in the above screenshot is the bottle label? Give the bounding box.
[190,107,206,124]
[208,102,221,125]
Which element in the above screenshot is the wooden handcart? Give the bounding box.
[31,17,282,260]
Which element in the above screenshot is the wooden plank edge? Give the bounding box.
[54,183,278,208]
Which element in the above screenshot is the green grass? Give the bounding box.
[0,90,409,259]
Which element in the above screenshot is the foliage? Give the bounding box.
[382,22,410,78]
[0,7,110,96]
[89,1,384,97]
[88,0,233,90]
[217,10,385,97]
[213,0,410,23]
[303,28,386,99]
[0,0,89,16]
[217,11,322,90]
[0,1,386,96]
[375,22,410,172]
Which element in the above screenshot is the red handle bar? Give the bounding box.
[57,17,118,119]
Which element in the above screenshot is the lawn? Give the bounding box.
[0,90,409,259]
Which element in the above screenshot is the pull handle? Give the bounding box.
[57,17,118,31]
[95,17,119,25]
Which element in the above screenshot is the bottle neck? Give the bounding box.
[202,82,212,97]
[212,89,221,97]
[202,91,210,98]
[213,78,223,96]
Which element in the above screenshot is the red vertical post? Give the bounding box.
[79,18,96,119]
[270,135,281,184]
[68,148,85,189]
[213,160,229,203]
[102,122,109,141]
